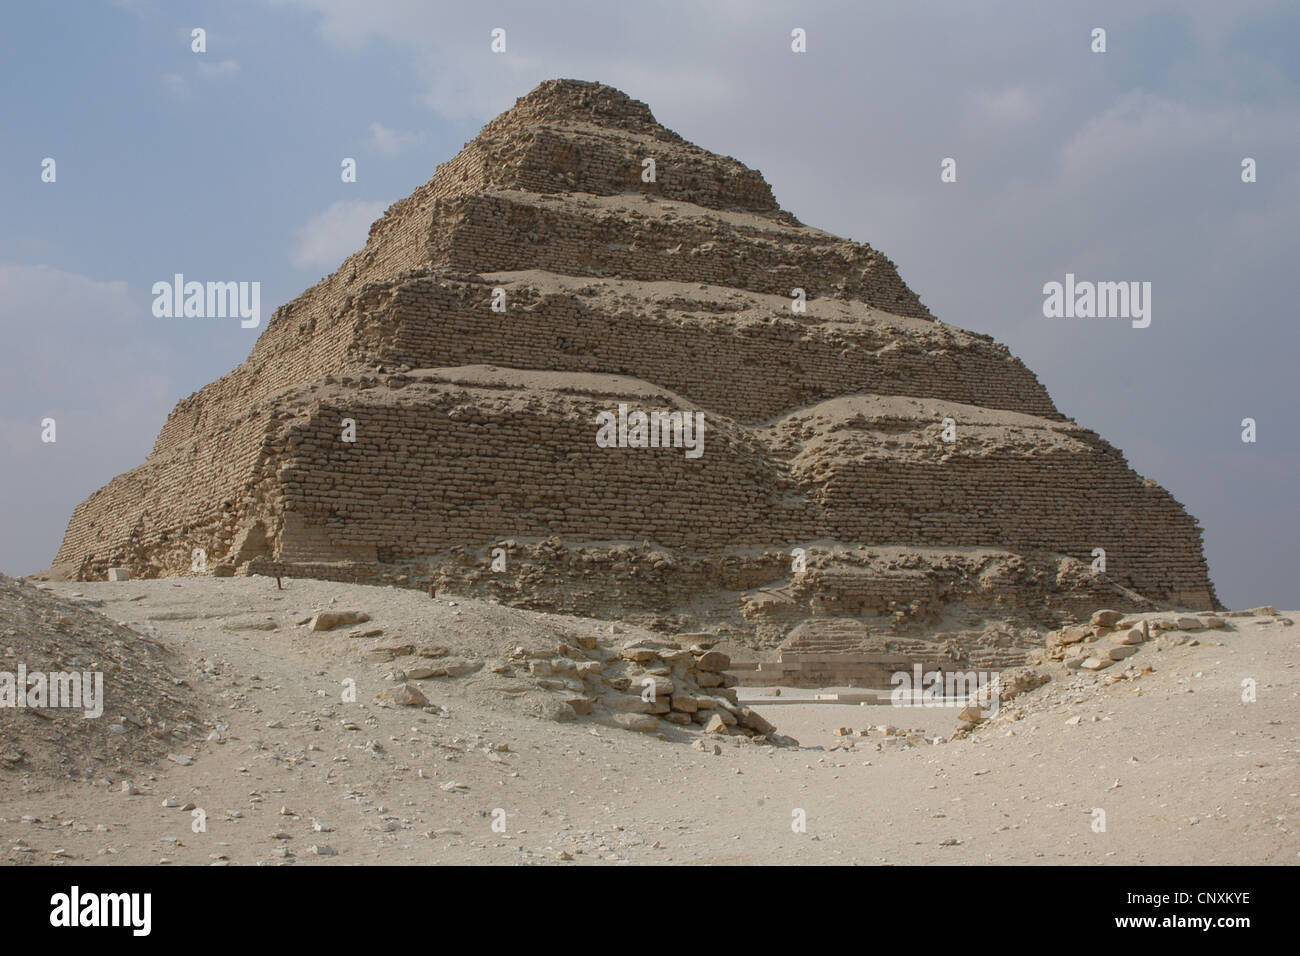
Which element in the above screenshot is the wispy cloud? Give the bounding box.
[162,72,188,97]
[968,86,1047,126]
[289,199,387,270]
[162,58,240,97]
[197,57,241,78]
[367,121,419,155]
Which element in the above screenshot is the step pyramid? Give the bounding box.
[48,79,1217,643]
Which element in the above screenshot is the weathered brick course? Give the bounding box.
[48,79,1217,641]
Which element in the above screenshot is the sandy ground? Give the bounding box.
[1,576,1296,866]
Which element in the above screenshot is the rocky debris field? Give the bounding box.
[0,575,198,784]
[222,577,793,743]
[0,575,1294,865]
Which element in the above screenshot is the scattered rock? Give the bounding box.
[997,667,1050,701]
[309,610,371,632]
[1116,626,1146,645]
[695,650,731,672]
[704,714,730,735]
[740,707,776,735]
[612,713,659,733]
[378,683,429,708]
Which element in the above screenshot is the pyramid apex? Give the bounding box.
[486,78,669,137]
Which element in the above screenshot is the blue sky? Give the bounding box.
[1,0,1297,609]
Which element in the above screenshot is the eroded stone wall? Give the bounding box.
[46,79,1219,640]
[369,274,1056,423]
[52,408,278,579]
[273,380,793,563]
[429,192,931,316]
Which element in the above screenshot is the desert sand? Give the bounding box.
[1,575,1293,866]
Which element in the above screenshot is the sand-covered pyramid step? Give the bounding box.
[136,266,1053,464]
[358,270,1056,423]
[426,190,930,314]
[738,546,1120,635]
[266,366,795,565]
[52,401,280,581]
[275,78,870,344]
[426,78,786,216]
[760,396,1214,605]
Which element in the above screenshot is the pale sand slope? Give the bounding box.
[1,576,1295,866]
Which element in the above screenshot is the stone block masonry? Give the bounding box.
[367,271,1059,423]
[46,79,1218,653]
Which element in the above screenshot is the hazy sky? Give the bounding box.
[2,0,1297,609]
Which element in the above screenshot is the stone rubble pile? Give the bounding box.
[508,633,794,743]
[1043,607,1233,672]
[365,620,795,745]
[954,606,1293,736]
